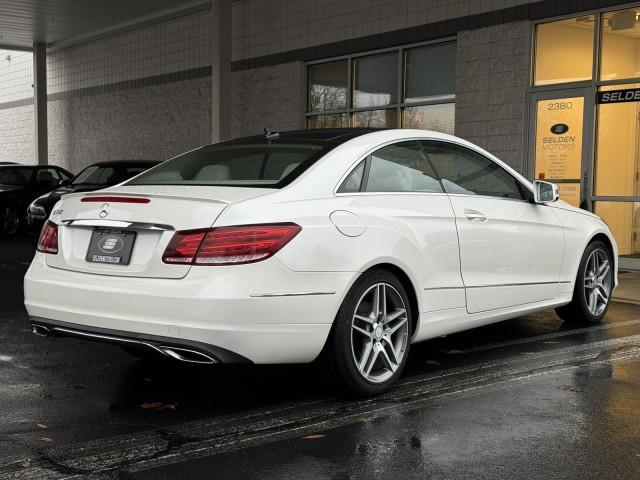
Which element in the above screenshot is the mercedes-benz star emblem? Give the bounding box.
[99,203,110,218]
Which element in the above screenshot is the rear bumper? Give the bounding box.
[24,253,353,363]
[29,317,251,363]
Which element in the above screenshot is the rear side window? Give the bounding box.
[421,141,524,200]
[128,143,329,188]
[365,141,443,193]
[337,161,365,193]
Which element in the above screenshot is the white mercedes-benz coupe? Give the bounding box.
[25,129,617,396]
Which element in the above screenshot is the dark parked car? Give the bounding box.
[0,165,73,234]
[0,162,18,165]
[27,160,160,230]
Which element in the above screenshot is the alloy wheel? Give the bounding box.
[350,282,409,384]
[583,248,612,316]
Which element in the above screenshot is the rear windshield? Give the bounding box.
[127,143,329,188]
[73,165,150,186]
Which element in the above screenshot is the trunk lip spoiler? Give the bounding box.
[60,219,175,231]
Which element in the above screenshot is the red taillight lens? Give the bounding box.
[162,223,302,266]
[162,230,207,264]
[37,221,58,254]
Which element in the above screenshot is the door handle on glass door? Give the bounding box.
[464,209,487,222]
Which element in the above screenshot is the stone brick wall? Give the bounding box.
[231,0,538,62]
[231,62,306,137]
[48,77,211,173]
[455,21,531,174]
[0,104,35,164]
[0,12,212,171]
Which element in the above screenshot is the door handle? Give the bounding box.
[464,208,487,222]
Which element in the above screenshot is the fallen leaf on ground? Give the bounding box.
[21,458,31,468]
[36,424,48,429]
[39,437,53,443]
[140,401,178,411]
[303,434,326,440]
[558,385,580,393]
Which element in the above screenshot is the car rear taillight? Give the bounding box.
[37,221,58,254]
[162,223,302,266]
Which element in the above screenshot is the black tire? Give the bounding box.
[555,240,613,325]
[329,269,413,397]
[2,205,22,235]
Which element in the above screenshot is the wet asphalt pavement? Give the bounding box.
[2,234,640,479]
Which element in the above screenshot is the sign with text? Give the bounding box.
[535,96,584,206]
[597,88,640,104]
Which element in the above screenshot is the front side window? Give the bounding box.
[365,141,443,193]
[421,141,524,200]
[128,143,329,188]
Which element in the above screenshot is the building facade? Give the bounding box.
[0,0,638,265]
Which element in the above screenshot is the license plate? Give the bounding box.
[86,229,136,265]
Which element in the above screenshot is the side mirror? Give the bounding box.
[533,180,559,204]
[59,179,70,186]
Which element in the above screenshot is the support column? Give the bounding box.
[33,42,48,165]
[211,0,232,143]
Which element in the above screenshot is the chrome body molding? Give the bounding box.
[61,218,175,231]
[249,291,336,298]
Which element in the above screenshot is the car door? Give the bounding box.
[337,140,466,314]
[420,140,564,314]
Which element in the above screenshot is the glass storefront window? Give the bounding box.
[595,83,640,197]
[600,9,640,81]
[306,114,348,129]
[306,42,455,130]
[352,109,398,128]
[353,52,398,108]
[534,16,595,86]
[595,202,640,256]
[404,42,456,103]
[402,103,455,134]
[307,60,348,112]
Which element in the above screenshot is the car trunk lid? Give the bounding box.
[45,185,273,279]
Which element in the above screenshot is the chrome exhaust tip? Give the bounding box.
[159,347,217,364]
[31,324,50,337]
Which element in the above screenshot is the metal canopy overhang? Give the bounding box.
[0,0,209,51]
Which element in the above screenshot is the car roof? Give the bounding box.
[222,128,387,146]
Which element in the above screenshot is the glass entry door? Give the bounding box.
[530,89,593,208]
[594,84,640,264]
